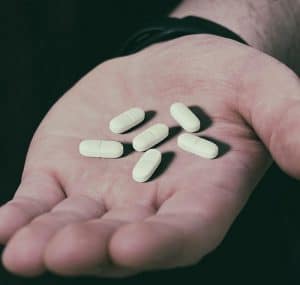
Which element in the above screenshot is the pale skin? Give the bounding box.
[172,0,300,73]
[1,0,300,278]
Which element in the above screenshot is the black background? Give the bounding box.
[1,1,300,284]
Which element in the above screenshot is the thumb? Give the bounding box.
[238,57,300,178]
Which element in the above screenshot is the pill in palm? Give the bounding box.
[79,139,123,158]
[177,133,218,159]
[109,107,145,134]
[132,149,162,182]
[170,102,200,132]
[133,123,169,152]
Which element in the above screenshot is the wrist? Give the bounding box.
[171,0,300,73]
[118,16,247,56]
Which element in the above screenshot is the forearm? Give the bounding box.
[171,0,300,73]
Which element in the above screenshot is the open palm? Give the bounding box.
[1,35,299,277]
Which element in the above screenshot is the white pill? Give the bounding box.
[133,123,169,152]
[79,140,123,158]
[177,133,218,159]
[109,107,145,134]
[170,102,200,132]
[132,149,162,182]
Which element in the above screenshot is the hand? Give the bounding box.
[1,35,299,277]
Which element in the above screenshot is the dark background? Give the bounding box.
[1,1,300,284]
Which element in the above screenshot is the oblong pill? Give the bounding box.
[133,123,169,152]
[177,133,218,159]
[170,102,200,132]
[79,140,123,158]
[109,107,145,134]
[132,149,162,182]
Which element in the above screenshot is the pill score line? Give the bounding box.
[79,139,124,158]
[132,149,162,182]
[110,107,145,134]
[133,123,169,152]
